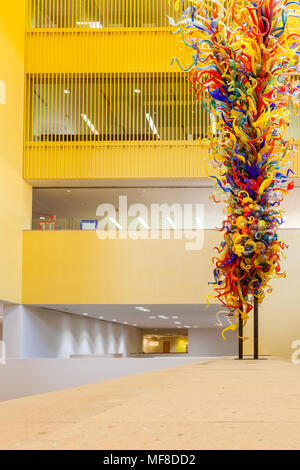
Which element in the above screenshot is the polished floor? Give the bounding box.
[1,357,300,450]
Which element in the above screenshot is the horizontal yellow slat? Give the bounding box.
[23,141,213,179]
[23,141,300,180]
[25,30,190,73]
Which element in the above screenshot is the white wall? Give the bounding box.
[3,304,23,358]
[3,305,142,358]
[0,356,207,402]
[188,328,237,356]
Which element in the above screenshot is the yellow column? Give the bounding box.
[0,1,32,303]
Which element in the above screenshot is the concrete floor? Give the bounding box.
[1,356,300,450]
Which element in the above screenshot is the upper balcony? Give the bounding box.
[25,0,190,74]
[23,0,300,181]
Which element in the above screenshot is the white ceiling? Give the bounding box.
[33,303,231,329]
[32,178,300,228]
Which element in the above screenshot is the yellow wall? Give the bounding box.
[176,337,188,353]
[22,229,300,358]
[22,230,213,304]
[0,1,32,303]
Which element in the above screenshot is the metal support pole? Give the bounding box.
[238,313,243,359]
[254,296,259,359]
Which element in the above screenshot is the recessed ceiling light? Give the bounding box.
[98,316,104,319]
[184,325,191,328]
[83,313,88,316]
[166,216,176,229]
[123,321,128,324]
[171,316,179,319]
[137,217,150,229]
[108,217,123,230]
[149,316,156,319]
[136,306,150,312]
[66,189,71,193]
[112,319,117,322]
[158,315,169,319]
[174,321,182,325]
[193,326,199,328]
[81,113,99,135]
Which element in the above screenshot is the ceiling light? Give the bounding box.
[112,319,117,322]
[193,326,199,328]
[137,217,150,229]
[146,113,160,139]
[174,321,182,325]
[136,306,150,312]
[81,113,99,135]
[133,324,137,326]
[108,217,123,230]
[171,316,179,319]
[66,189,71,193]
[76,21,103,28]
[158,315,169,319]
[123,322,128,324]
[149,316,156,319]
[83,313,88,316]
[166,217,176,229]
[98,316,104,319]
[184,325,191,328]
[134,89,141,94]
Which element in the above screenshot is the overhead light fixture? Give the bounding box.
[146,113,160,139]
[76,21,103,28]
[136,306,150,312]
[171,316,179,319]
[174,321,182,325]
[123,322,128,324]
[184,325,191,328]
[193,326,199,328]
[158,315,169,319]
[137,217,150,229]
[166,217,176,229]
[108,217,123,230]
[98,316,104,319]
[112,319,117,322]
[81,113,99,135]
[83,313,88,316]
[149,316,156,319]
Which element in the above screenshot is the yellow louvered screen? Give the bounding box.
[24,73,210,143]
[27,0,181,29]
[24,0,300,179]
